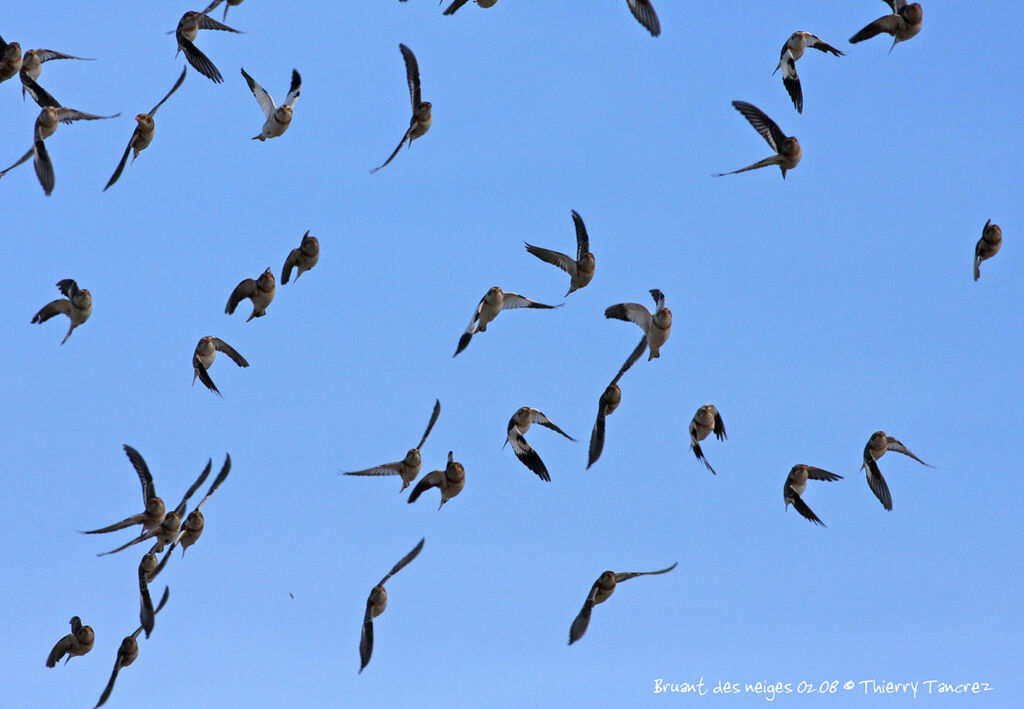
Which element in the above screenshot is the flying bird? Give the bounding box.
[587,336,647,469]
[505,407,575,482]
[783,464,843,527]
[715,101,800,179]
[372,44,431,172]
[525,209,596,296]
[226,267,276,321]
[689,404,726,474]
[773,32,843,113]
[173,9,241,83]
[862,431,932,511]
[503,409,577,481]
[31,278,92,344]
[604,288,671,360]
[407,451,465,510]
[192,336,249,397]
[241,67,301,141]
[105,66,187,191]
[0,35,22,84]
[974,219,1002,281]
[176,453,232,555]
[343,399,441,492]
[454,286,559,357]
[359,537,425,673]
[82,445,166,536]
[18,48,94,107]
[850,1,922,52]
[625,0,660,36]
[46,616,95,667]
[569,562,677,644]
[95,587,169,708]
[281,231,320,283]
[0,103,118,195]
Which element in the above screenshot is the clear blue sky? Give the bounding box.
[3,2,1021,707]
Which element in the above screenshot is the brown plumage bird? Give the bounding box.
[95,587,169,708]
[689,404,726,474]
[862,430,932,511]
[973,219,1002,281]
[525,210,596,296]
[783,464,843,527]
[587,336,647,469]
[105,66,187,191]
[715,101,800,179]
[82,445,166,536]
[281,231,320,284]
[192,336,249,397]
[46,616,95,667]
[31,279,92,344]
[173,10,241,83]
[569,563,677,644]
[850,1,922,52]
[372,44,431,172]
[343,399,441,492]
[407,451,465,509]
[226,267,275,321]
[604,289,671,360]
[773,32,844,113]
[359,538,425,673]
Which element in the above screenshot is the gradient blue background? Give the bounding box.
[3,1,1021,706]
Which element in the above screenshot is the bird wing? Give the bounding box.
[524,243,577,276]
[177,32,223,83]
[443,0,472,15]
[225,278,257,314]
[407,469,443,503]
[54,107,119,124]
[195,453,231,512]
[850,15,901,44]
[31,297,71,324]
[569,210,592,261]
[173,459,213,516]
[500,292,558,311]
[284,69,301,108]
[103,136,135,192]
[615,562,678,582]
[787,488,825,526]
[33,138,55,195]
[195,14,241,32]
[531,410,575,441]
[805,34,844,56]
[862,448,892,510]
[713,409,727,441]
[344,461,404,477]
[626,0,661,37]
[212,337,249,367]
[358,599,374,673]
[399,44,421,109]
[149,65,187,116]
[377,537,425,586]
[731,101,787,154]
[886,438,932,467]
[605,302,652,332]
[568,581,601,644]
[611,336,648,386]
[416,400,442,450]
[370,129,410,173]
[21,75,60,108]
[241,68,275,118]
[123,444,157,505]
[193,354,222,397]
[508,427,550,481]
[46,634,73,668]
[805,466,842,482]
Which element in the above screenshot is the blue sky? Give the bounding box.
[4,2,1022,707]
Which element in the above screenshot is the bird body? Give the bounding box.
[226,268,276,321]
[974,219,1002,281]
